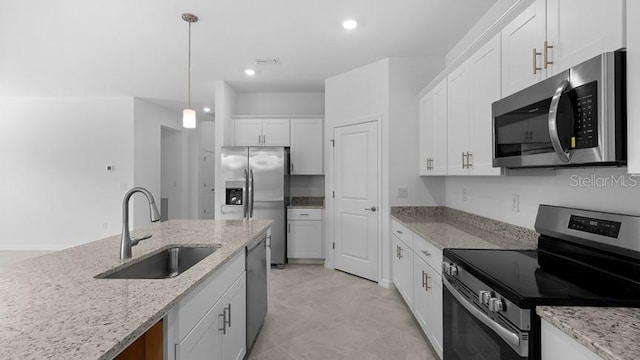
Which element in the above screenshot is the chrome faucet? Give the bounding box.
[120,187,161,260]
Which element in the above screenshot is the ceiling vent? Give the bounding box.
[254,57,280,65]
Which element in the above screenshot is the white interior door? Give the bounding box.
[333,121,378,282]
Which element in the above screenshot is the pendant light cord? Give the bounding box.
[188,21,192,109]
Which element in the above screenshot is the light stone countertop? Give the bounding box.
[0,219,272,360]
[287,205,324,209]
[537,306,640,360]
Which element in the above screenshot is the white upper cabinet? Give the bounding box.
[501,0,547,96]
[262,118,290,146]
[233,118,290,146]
[419,79,448,176]
[546,0,624,76]
[502,0,625,97]
[469,33,502,176]
[447,63,472,176]
[233,119,262,146]
[290,118,323,175]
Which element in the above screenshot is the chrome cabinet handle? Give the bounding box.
[533,48,542,74]
[462,152,465,169]
[226,304,231,328]
[421,250,431,257]
[291,162,295,174]
[288,223,290,233]
[544,41,554,69]
[300,213,309,216]
[467,152,473,167]
[548,79,571,162]
[425,274,431,290]
[218,310,227,334]
[396,230,403,235]
[399,246,403,259]
[422,270,427,289]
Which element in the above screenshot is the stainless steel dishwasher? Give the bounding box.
[246,233,267,352]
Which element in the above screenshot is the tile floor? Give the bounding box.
[247,264,437,360]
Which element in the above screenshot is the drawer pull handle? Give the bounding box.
[421,250,431,257]
[300,213,309,216]
[396,230,403,235]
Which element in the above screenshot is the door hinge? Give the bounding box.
[332,242,335,250]
[330,139,335,147]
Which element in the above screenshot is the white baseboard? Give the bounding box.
[378,278,392,289]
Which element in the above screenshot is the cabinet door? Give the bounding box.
[177,298,224,360]
[418,92,434,176]
[541,319,604,360]
[501,0,546,97]
[431,80,448,175]
[546,0,624,76]
[469,33,502,176]
[233,119,262,146]
[424,265,443,359]
[447,63,471,176]
[290,118,323,175]
[412,257,430,331]
[392,235,412,308]
[262,119,290,146]
[221,274,246,360]
[287,220,323,258]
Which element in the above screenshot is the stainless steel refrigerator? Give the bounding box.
[220,146,290,267]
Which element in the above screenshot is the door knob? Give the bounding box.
[365,206,377,212]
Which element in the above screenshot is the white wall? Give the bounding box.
[446,168,640,229]
[235,92,325,115]
[0,97,134,250]
[214,81,237,219]
[388,57,446,207]
[628,1,640,174]
[132,98,196,228]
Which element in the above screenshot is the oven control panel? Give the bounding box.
[568,215,621,238]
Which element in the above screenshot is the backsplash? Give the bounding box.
[290,197,324,207]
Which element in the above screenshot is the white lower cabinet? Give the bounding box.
[287,209,323,259]
[391,220,443,359]
[169,251,247,360]
[541,319,604,360]
[392,234,414,309]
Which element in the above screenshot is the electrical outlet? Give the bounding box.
[397,187,409,198]
[512,194,520,212]
[462,188,468,202]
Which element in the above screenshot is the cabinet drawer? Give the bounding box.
[391,220,413,247]
[178,251,245,341]
[413,234,443,275]
[288,208,322,221]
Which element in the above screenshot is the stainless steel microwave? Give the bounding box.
[492,50,626,168]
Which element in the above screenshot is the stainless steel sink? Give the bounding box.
[96,246,220,279]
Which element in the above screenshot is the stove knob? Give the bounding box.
[478,290,491,305]
[449,264,459,277]
[489,297,505,312]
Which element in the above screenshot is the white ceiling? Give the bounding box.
[0,0,496,112]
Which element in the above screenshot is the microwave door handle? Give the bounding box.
[443,279,527,357]
[548,79,572,162]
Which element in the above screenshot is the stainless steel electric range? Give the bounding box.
[442,204,640,360]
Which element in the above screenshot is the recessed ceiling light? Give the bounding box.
[342,19,358,30]
[203,107,211,113]
[245,69,256,76]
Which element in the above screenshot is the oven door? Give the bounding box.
[443,280,529,360]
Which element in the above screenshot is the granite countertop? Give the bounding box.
[391,207,538,250]
[0,219,272,360]
[288,196,324,209]
[537,306,640,360]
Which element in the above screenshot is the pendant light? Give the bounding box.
[182,13,198,129]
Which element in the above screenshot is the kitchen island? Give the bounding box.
[0,219,272,360]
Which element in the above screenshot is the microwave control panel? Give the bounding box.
[571,81,598,149]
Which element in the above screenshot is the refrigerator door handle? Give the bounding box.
[243,168,249,219]
[249,169,255,218]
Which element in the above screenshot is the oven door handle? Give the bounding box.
[444,279,527,357]
[548,78,572,162]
